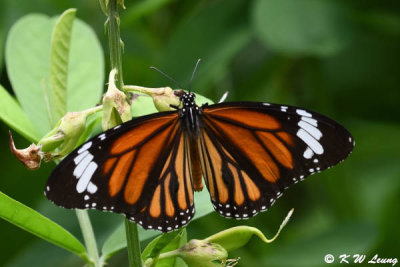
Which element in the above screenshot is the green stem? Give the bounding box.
[107,0,124,89]
[106,1,143,266]
[125,219,143,267]
[76,210,101,267]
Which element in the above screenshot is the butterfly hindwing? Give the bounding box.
[201,102,354,218]
[45,111,195,232]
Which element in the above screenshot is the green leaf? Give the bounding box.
[252,0,353,56]
[49,8,76,123]
[0,191,87,261]
[142,229,185,266]
[148,230,187,267]
[6,13,104,136]
[102,189,214,259]
[5,14,53,135]
[0,85,40,142]
[67,18,104,113]
[205,226,277,252]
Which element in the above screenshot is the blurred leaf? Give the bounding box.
[102,189,213,259]
[252,0,352,56]
[359,11,400,36]
[0,24,4,74]
[122,0,176,24]
[161,0,251,92]
[0,191,87,261]
[0,85,40,142]
[333,121,400,221]
[5,14,53,135]
[49,8,76,123]
[263,222,377,266]
[67,18,104,113]
[6,13,104,136]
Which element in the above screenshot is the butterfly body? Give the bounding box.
[45,92,354,232]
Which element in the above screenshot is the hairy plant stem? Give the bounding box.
[107,0,124,89]
[76,210,101,267]
[106,1,143,266]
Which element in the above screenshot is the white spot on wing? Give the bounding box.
[296,109,312,117]
[297,129,324,155]
[302,116,318,127]
[303,147,314,159]
[73,154,94,178]
[298,121,322,140]
[78,141,92,154]
[76,162,98,193]
[87,182,98,194]
[74,150,89,164]
[98,133,106,140]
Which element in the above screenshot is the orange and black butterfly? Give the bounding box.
[45,92,354,232]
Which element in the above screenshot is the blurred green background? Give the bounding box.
[1,0,399,266]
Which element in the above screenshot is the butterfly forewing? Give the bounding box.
[201,102,354,218]
[45,111,195,232]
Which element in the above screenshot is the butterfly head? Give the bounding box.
[180,92,196,108]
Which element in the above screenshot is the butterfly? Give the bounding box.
[45,92,354,232]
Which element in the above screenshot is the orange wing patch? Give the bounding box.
[228,163,244,206]
[206,108,281,130]
[103,157,117,175]
[124,122,174,205]
[149,185,161,218]
[211,119,280,183]
[202,131,229,204]
[257,131,293,169]
[164,174,175,217]
[242,171,260,201]
[276,131,295,147]
[110,114,177,154]
[109,151,135,197]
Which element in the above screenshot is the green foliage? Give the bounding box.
[5,13,104,135]
[142,229,186,266]
[0,191,87,260]
[50,8,76,122]
[0,85,40,142]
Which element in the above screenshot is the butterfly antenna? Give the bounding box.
[189,58,201,92]
[150,66,183,89]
